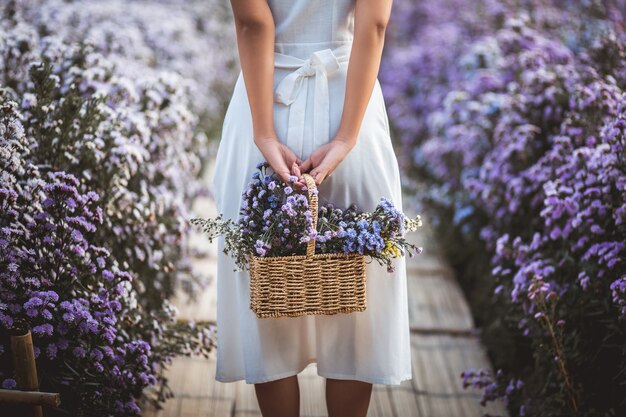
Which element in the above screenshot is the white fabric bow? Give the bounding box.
[274,44,352,157]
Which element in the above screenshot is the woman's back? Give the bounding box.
[268,0,355,58]
[212,0,412,390]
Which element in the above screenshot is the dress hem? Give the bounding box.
[215,360,413,386]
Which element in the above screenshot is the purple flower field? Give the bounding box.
[0,0,234,415]
[1,0,625,415]
[381,0,626,415]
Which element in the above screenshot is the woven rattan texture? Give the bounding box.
[248,173,367,318]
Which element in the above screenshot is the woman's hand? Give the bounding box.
[298,137,356,185]
[254,136,306,189]
[231,2,306,188]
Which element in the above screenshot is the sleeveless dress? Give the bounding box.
[211,0,412,385]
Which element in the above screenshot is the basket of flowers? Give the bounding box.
[191,162,423,319]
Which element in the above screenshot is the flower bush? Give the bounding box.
[0,1,232,414]
[382,0,626,415]
[19,0,238,138]
[0,137,155,414]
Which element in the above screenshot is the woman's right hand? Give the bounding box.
[254,136,306,189]
[298,137,355,186]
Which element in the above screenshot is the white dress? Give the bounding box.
[211,0,412,385]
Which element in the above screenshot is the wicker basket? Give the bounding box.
[248,173,367,318]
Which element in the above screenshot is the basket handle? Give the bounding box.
[302,173,318,257]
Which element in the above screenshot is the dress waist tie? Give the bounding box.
[273,43,352,157]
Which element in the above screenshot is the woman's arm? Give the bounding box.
[230,0,275,141]
[230,0,304,187]
[299,0,393,184]
[335,0,393,145]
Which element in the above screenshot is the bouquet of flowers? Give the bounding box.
[191,162,423,273]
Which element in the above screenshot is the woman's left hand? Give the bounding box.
[298,137,356,185]
[254,135,307,189]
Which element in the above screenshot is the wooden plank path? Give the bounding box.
[143,165,508,417]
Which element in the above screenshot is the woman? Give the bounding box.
[212,1,410,416]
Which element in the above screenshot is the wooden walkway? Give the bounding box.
[143,165,508,417]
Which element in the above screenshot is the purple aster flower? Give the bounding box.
[24,296,43,310]
[125,401,141,414]
[2,379,17,389]
[102,270,115,281]
[73,346,87,358]
[90,348,104,361]
[32,323,54,337]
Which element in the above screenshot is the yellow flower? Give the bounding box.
[382,240,402,258]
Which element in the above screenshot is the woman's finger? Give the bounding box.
[298,158,314,173]
[291,161,302,177]
[311,168,328,185]
[278,171,294,186]
[290,162,307,189]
